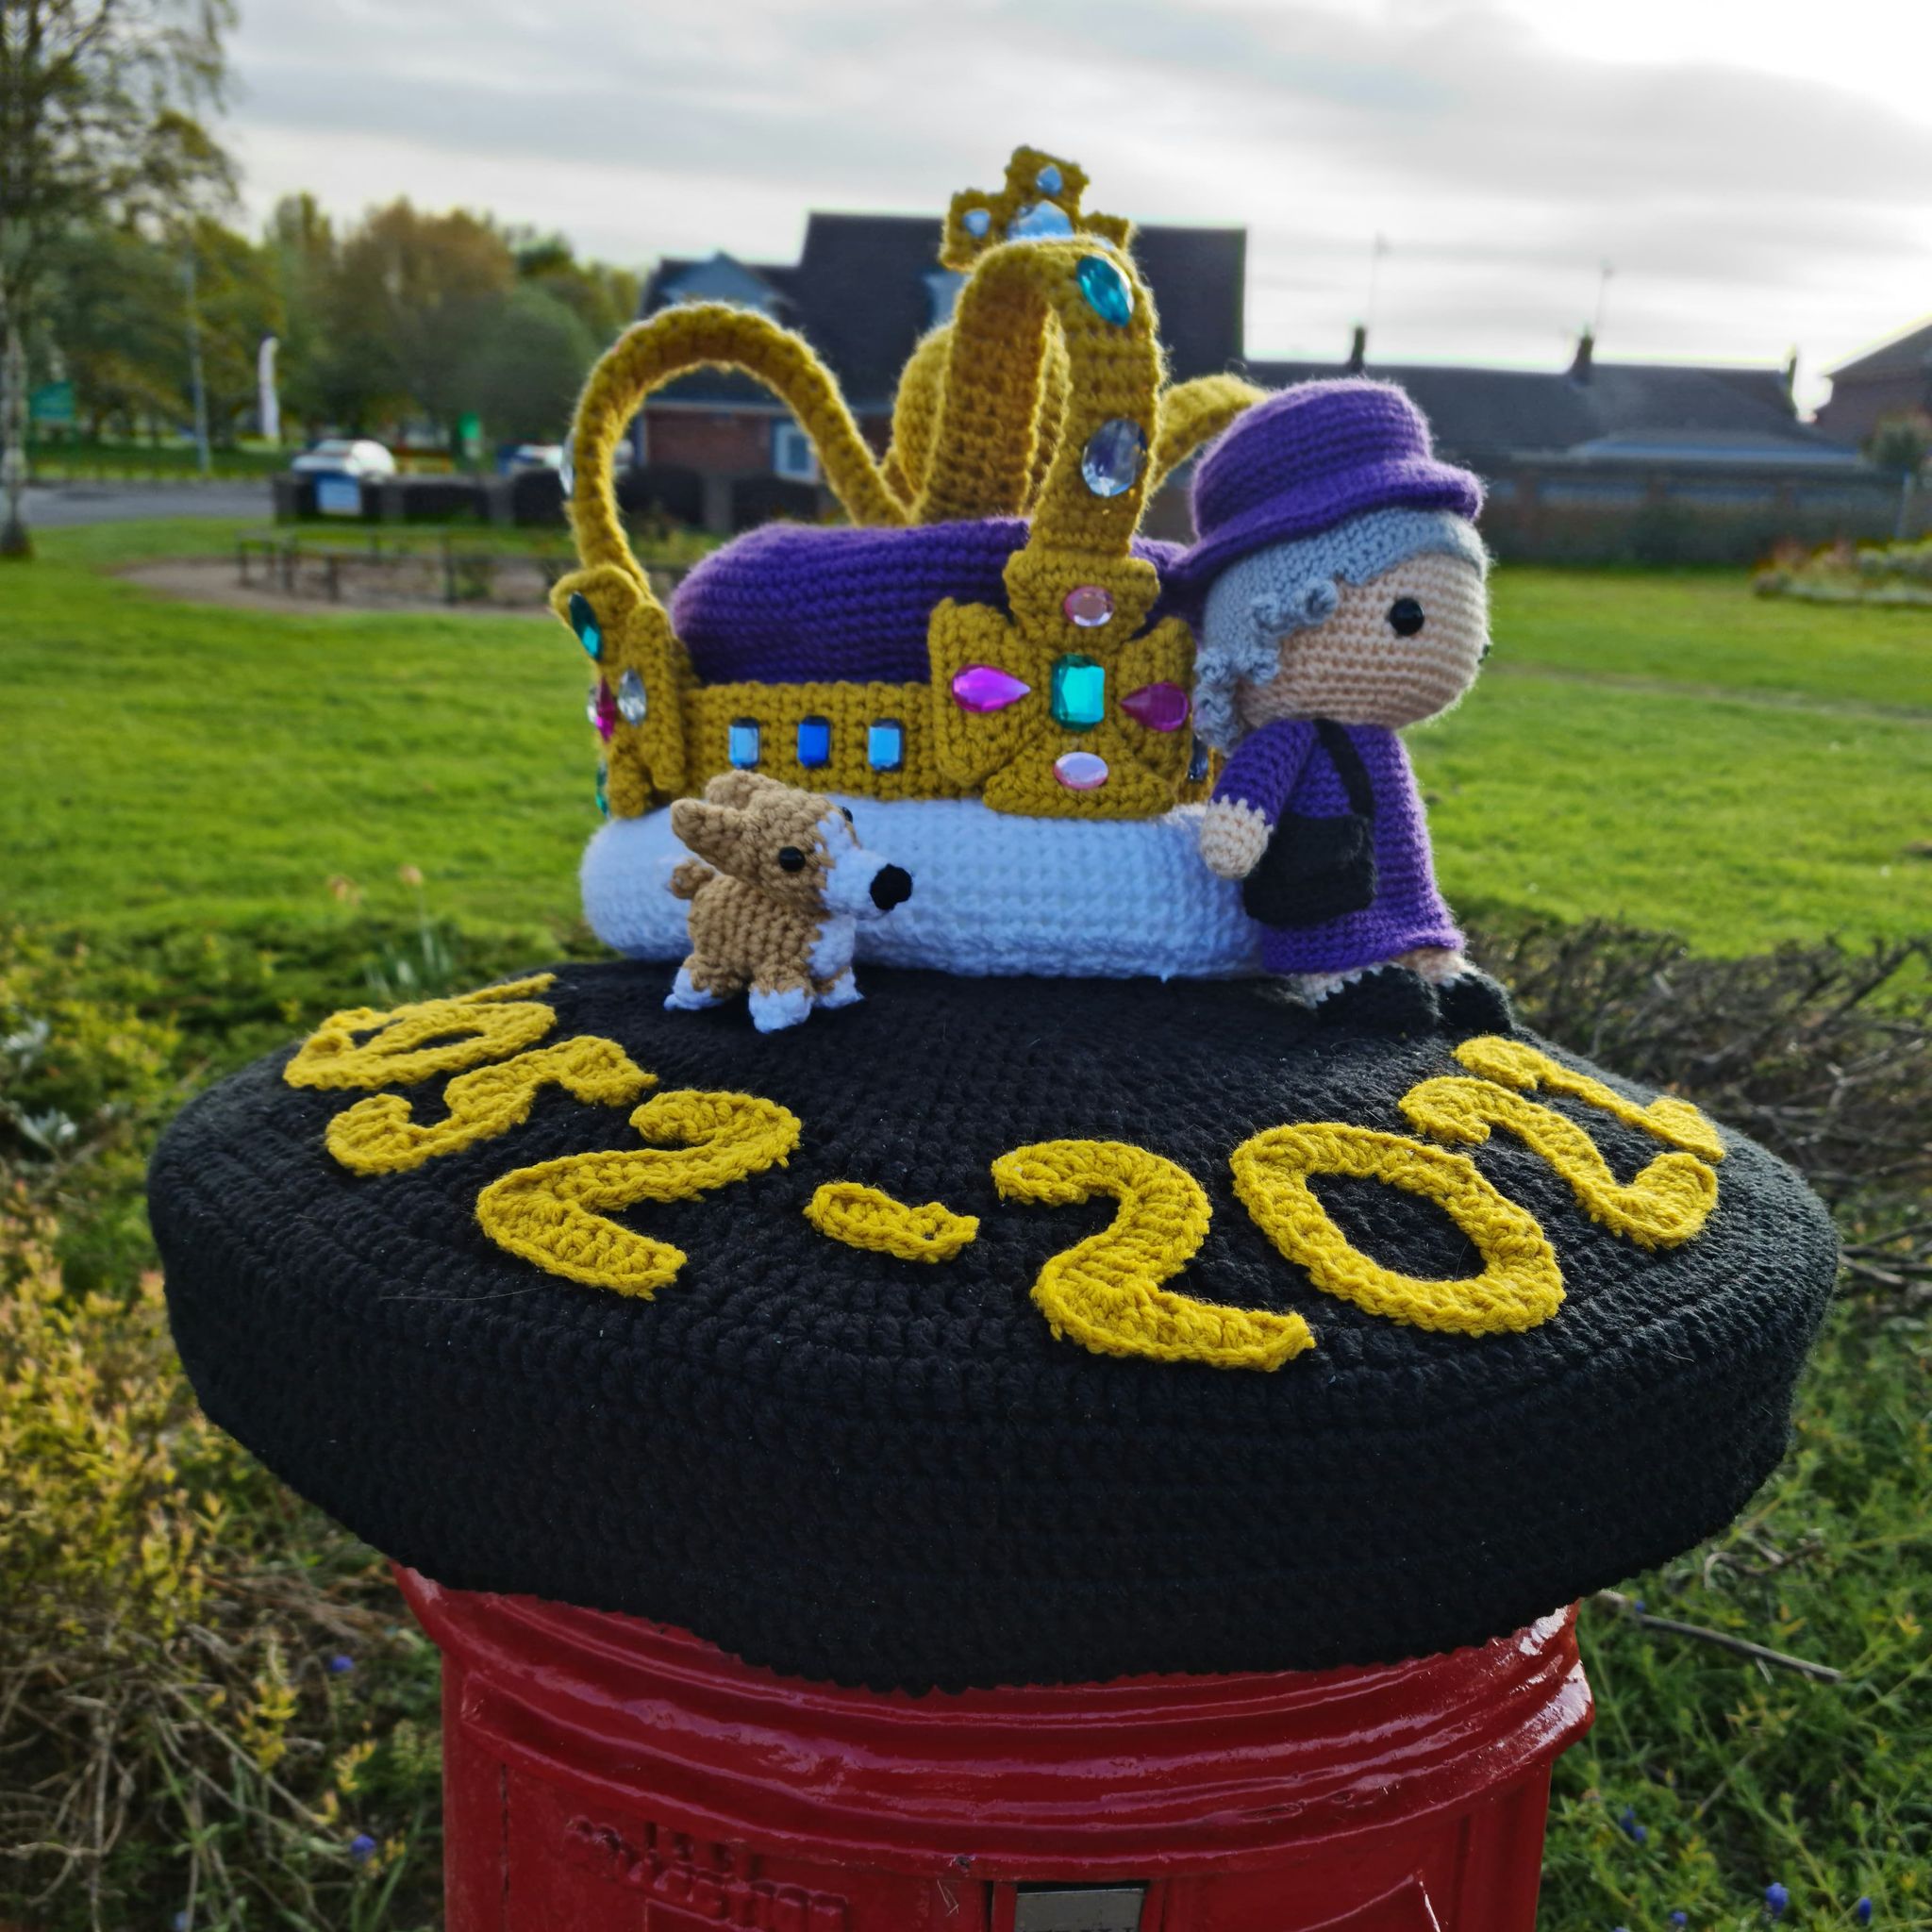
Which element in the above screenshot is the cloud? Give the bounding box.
[225,0,1932,404]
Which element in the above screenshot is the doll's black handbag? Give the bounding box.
[1241,719,1379,928]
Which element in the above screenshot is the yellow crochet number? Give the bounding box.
[284,975,558,1091]
[1455,1036,1725,1163]
[475,1090,801,1299]
[1399,1076,1718,1250]
[1230,1124,1563,1336]
[992,1140,1315,1372]
[804,1182,980,1263]
[326,1037,656,1176]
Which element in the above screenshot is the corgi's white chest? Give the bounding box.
[809,916,857,981]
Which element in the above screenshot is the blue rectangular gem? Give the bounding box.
[727,720,760,769]
[796,716,832,768]
[867,719,905,772]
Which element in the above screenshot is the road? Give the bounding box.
[17,479,274,526]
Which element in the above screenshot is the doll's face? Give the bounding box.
[1238,552,1490,732]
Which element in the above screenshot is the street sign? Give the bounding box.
[29,381,75,426]
[316,475,363,517]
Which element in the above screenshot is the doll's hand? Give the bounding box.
[1198,800,1271,879]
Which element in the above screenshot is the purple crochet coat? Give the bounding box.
[1213,719,1463,975]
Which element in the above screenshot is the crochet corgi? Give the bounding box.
[665,773,912,1031]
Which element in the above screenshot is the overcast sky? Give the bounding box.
[227,0,1932,413]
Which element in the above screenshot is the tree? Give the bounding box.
[1867,412,1930,542]
[324,200,512,440]
[1,0,237,555]
[465,283,595,443]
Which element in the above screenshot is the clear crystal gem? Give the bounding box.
[1075,255,1132,327]
[727,719,760,769]
[796,716,831,768]
[559,441,575,496]
[1053,750,1109,791]
[1080,418,1146,497]
[1120,681,1191,732]
[1007,201,1074,241]
[962,207,991,238]
[1050,655,1106,731]
[952,664,1031,712]
[1062,583,1114,627]
[867,719,905,771]
[616,668,647,724]
[567,591,601,659]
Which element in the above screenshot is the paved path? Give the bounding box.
[19,480,273,526]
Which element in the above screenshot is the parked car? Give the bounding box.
[291,438,397,479]
[504,442,564,475]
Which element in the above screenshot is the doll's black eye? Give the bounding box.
[777,846,807,873]
[1388,597,1424,637]
[839,806,854,825]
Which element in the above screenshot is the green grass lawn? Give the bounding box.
[4,530,1926,952]
[3,526,1928,1932]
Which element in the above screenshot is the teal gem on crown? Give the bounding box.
[567,592,602,659]
[1050,654,1107,731]
[1075,255,1132,327]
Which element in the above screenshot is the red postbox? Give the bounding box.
[399,1569,1592,1932]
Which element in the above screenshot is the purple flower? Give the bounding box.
[1855,1902,1873,1926]
[1765,1881,1790,1920]
[1616,1805,1647,1845]
[327,1653,355,1675]
[349,1833,377,1864]
[173,1914,192,1932]
[1670,1915,1689,1927]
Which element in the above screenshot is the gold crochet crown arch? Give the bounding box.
[551,145,1261,821]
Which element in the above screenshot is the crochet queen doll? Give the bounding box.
[1175,380,1511,1037]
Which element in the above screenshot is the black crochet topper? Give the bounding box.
[151,963,1837,1692]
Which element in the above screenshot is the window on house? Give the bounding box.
[773,420,820,483]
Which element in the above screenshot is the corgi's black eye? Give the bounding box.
[776,846,807,873]
[1388,597,1424,637]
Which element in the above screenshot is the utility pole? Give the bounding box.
[184,247,211,476]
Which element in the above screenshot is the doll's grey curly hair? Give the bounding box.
[1191,508,1488,752]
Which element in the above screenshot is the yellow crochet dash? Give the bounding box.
[551,144,1262,824]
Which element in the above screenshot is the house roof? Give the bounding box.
[639,214,1247,414]
[1826,315,1932,382]
[1239,354,1838,466]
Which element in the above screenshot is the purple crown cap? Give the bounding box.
[1165,379,1484,597]
[673,518,1186,688]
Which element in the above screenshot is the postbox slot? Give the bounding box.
[1012,1885,1150,1932]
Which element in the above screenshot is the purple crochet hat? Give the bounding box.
[1165,379,1482,594]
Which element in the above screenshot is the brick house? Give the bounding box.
[1247,329,1891,556]
[625,211,1245,533]
[616,203,1899,554]
[1814,314,1932,449]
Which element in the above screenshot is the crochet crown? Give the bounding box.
[550,146,1267,822]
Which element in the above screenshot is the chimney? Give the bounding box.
[1346,324,1367,373]
[1570,326,1594,383]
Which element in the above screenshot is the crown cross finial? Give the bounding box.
[941,145,1133,272]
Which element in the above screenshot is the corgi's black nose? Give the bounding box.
[871,864,913,911]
